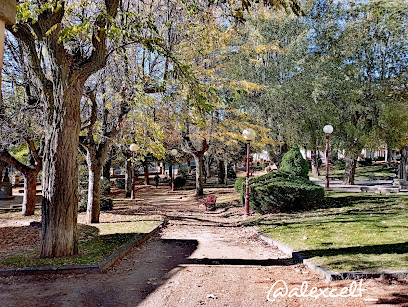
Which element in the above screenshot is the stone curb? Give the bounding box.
[255,230,408,281]
[0,219,166,277]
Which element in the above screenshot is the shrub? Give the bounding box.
[334,159,346,170]
[101,177,111,196]
[249,177,325,214]
[178,166,189,178]
[169,175,187,189]
[235,177,246,192]
[100,198,114,211]
[278,145,309,178]
[78,197,114,212]
[115,178,126,189]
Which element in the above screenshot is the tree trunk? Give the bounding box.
[41,91,80,258]
[224,161,228,185]
[103,157,111,180]
[385,145,391,167]
[217,160,225,184]
[125,155,132,197]
[195,155,204,196]
[22,171,38,216]
[205,159,211,179]
[311,148,320,177]
[343,157,357,185]
[86,154,102,224]
[144,164,149,185]
[0,160,5,188]
[169,164,173,184]
[399,146,408,181]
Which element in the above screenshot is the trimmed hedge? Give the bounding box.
[249,176,324,213]
[236,145,324,213]
[279,144,309,178]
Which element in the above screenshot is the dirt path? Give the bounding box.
[0,186,407,306]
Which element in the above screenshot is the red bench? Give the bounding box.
[198,195,217,211]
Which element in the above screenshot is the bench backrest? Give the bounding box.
[207,195,217,203]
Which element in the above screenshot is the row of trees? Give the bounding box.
[224,0,408,184]
[0,0,284,258]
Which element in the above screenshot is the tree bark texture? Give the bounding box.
[86,152,103,224]
[144,164,149,185]
[125,155,132,197]
[224,161,228,185]
[217,160,225,184]
[195,155,204,196]
[22,172,37,216]
[103,157,111,180]
[0,150,40,215]
[41,89,81,257]
[399,146,408,181]
[343,157,357,185]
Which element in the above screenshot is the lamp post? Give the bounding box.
[242,128,256,217]
[323,125,333,189]
[129,143,137,199]
[171,149,178,191]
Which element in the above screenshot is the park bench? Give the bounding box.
[198,194,217,211]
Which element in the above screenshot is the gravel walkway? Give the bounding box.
[0,187,406,306]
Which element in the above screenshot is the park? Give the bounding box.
[0,0,407,306]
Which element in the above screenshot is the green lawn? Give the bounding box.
[258,192,408,272]
[0,219,161,268]
[312,164,396,180]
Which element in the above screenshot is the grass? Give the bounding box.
[0,219,161,269]
[257,191,408,272]
[312,164,396,180]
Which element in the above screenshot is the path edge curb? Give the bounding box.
[0,219,167,277]
[255,229,408,281]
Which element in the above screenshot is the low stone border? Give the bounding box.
[256,230,408,281]
[0,220,166,277]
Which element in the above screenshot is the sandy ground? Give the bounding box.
[0,186,407,306]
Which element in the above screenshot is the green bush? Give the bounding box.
[278,145,309,178]
[169,175,187,189]
[334,159,346,170]
[101,177,111,196]
[249,177,325,213]
[78,197,114,212]
[235,177,246,192]
[115,178,126,189]
[100,198,114,211]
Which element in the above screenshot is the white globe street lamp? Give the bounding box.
[242,128,256,217]
[323,125,333,189]
[129,144,138,199]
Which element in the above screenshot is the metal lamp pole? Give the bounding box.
[242,128,256,217]
[323,125,333,189]
[129,144,138,199]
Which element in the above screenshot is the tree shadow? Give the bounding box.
[377,293,408,306]
[299,242,408,258]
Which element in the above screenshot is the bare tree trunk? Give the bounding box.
[195,155,204,196]
[103,157,111,180]
[311,148,320,177]
[205,159,211,179]
[125,155,132,197]
[144,164,149,185]
[22,171,38,216]
[86,154,102,224]
[0,160,5,188]
[343,157,357,185]
[399,146,408,181]
[386,145,391,167]
[224,161,228,185]
[41,92,80,258]
[217,160,225,184]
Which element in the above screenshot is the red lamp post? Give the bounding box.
[242,128,256,217]
[323,125,333,189]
